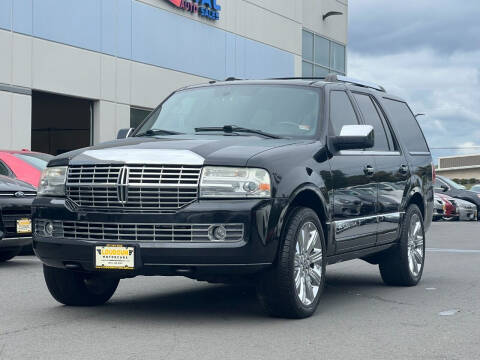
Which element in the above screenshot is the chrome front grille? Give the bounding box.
[35,220,244,243]
[66,165,202,212]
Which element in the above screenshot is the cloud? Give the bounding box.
[348,1,480,163]
[348,0,480,55]
[348,49,480,161]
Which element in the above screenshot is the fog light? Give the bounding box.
[45,222,54,236]
[209,225,227,241]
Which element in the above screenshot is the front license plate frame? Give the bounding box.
[95,244,135,270]
[16,218,32,234]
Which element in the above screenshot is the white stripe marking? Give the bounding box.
[427,248,480,254]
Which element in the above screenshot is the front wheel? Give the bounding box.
[43,265,119,306]
[257,207,326,318]
[379,204,425,286]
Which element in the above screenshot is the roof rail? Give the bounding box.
[224,77,241,81]
[323,74,386,92]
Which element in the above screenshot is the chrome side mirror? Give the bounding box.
[117,128,134,139]
[331,125,374,151]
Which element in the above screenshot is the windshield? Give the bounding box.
[439,176,466,190]
[14,153,53,170]
[135,85,321,138]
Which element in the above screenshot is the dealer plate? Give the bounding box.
[95,245,135,270]
[16,218,32,234]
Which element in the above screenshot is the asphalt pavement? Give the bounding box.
[1,222,479,360]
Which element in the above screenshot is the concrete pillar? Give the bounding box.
[93,100,130,145]
[0,90,32,150]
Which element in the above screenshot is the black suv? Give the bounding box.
[1,176,36,262]
[33,75,433,318]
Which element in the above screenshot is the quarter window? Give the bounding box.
[382,99,429,153]
[330,91,359,135]
[353,93,390,151]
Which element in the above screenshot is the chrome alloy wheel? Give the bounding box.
[407,213,424,277]
[293,222,323,306]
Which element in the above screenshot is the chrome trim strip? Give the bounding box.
[409,151,431,156]
[144,263,272,267]
[77,149,205,165]
[333,212,404,235]
[339,151,401,156]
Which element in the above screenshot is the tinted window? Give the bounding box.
[372,99,397,150]
[137,85,321,138]
[382,99,429,152]
[354,93,390,151]
[330,91,359,135]
[0,162,10,176]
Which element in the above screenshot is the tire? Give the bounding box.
[379,204,425,286]
[257,207,326,319]
[0,247,22,262]
[43,265,119,306]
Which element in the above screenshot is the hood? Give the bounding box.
[49,135,309,167]
[0,175,37,193]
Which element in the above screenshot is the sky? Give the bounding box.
[347,0,480,163]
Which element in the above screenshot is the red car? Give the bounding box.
[0,150,53,188]
[436,193,458,219]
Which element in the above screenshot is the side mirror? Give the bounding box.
[117,128,134,139]
[330,125,374,151]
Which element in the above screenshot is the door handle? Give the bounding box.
[363,165,375,176]
[399,164,409,174]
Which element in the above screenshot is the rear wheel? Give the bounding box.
[257,207,326,318]
[43,265,119,306]
[379,204,425,286]
[0,247,22,262]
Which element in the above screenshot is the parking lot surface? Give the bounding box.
[1,222,479,360]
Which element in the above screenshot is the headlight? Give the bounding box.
[38,166,67,196]
[200,167,271,198]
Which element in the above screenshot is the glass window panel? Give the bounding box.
[302,30,314,62]
[314,35,330,67]
[130,107,153,129]
[382,99,429,152]
[331,42,346,73]
[302,61,313,77]
[314,65,329,78]
[329,91,359,135]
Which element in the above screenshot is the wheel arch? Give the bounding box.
[407,190,425,220]
[277,184,330,254]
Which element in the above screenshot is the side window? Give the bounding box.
[0,161,11,177]
[330,91,359,135]
[353,93,390,151]
[372,99,397,151]
[382,98,429,153]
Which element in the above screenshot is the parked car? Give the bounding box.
[470,184,480,193]
[435,193,458,220]
[32,75,433,318]
[453,198,477,221]
[433,194,450,221]
[0,176,36,262]
[0,150,54,188]
[434,175,480,220]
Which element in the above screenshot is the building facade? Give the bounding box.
[0,0,348,155]
[436,154,480,180]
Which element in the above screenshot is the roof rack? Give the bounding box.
[323,74,386,92]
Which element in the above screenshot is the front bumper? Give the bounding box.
[0,236,32,249]
[32,197,287,276]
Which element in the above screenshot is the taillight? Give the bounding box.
[432,162,436,183]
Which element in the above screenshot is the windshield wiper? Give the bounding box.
[135,129,184,137]
[195,125,282,139]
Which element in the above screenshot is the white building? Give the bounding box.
[0,0,348,155]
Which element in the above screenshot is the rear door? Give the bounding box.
[352,92,408,244]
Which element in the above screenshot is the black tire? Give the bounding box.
[0,247,22,262]
[257,207,326,319]
[379,204,425,286]
[43,265,119,306]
